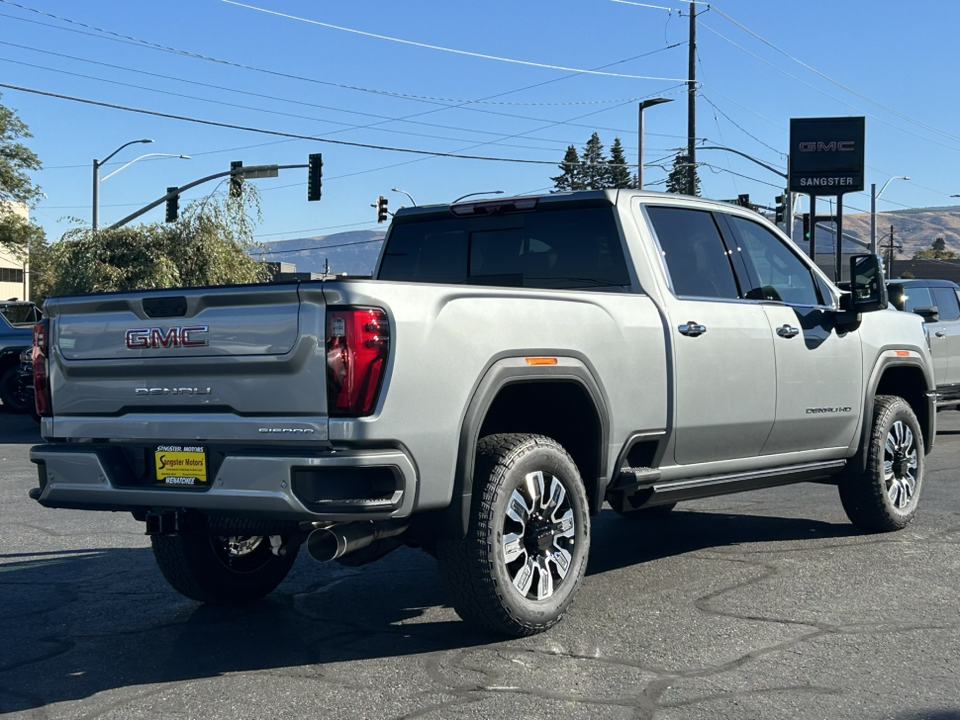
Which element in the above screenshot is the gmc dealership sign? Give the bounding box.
[789,117,865,194]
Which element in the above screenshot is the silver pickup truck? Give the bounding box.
[29,190,936,636]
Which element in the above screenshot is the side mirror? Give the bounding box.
[847,254,888,313]
[914,306,940,323]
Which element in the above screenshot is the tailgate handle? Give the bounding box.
[143,296,187,318]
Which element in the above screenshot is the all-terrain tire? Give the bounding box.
[839,395,924,533]
[436,433,591,637]
[151,520,299,603]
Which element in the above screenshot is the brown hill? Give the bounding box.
[799,206,960,259]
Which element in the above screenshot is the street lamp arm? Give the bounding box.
[877,175,909,200]
[452,190,504,203]
[698,146,787,179]
[391,188,417,206]
[97,138,153,168]
[99,153,191,183]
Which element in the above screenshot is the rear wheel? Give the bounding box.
[437,433,591,636]
[0,366,31,413]
[151,521,299,603]
[839,395,924,533]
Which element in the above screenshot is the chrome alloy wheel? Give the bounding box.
[501,470,576,601]
[210,535,271,573]
[884,420,919,510]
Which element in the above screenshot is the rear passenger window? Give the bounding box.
[645,206,740,299]
[932,287,960,321]
[379,207,631,291]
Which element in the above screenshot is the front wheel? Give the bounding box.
[437,433,591,636]
[839,395,924,533]
[152,525,299,603]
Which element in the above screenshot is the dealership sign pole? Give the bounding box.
[789,117,865,282]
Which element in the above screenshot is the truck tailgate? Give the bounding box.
[44,284,329,433]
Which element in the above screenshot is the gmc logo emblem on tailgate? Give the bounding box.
[125,326,209,349]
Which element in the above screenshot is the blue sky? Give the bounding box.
[2,0,956,248]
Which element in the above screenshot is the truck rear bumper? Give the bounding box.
[29,444,418,522]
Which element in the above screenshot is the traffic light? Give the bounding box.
[774,194,786,224]
[737,193,750,208]
[376,195,389,223]
[802,213,810,240]
[165,187,179,223]
[230,160,243,199]
[308,153,323,201]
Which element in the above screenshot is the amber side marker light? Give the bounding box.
[525,357,558,366]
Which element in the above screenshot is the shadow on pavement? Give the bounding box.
[0,406,42,445]
[586,507,861,576]
[0,545,489,713]
[0,505,868,712]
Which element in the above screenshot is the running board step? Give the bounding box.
[646,460,847,504]
[610,459,848,509]
[615,466,662,491]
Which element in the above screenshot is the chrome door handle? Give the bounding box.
[678,322,707,337]
[776,324,800,338]
[936,330,947,338]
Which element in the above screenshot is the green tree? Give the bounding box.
[607,137,634,189]
[665,153,700,196]
[0,94,45,259]
[581,132,610,190]
[551,145,584,192]
[38,190,269,303]
[912,236,957,260]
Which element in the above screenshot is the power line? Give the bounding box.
[709,5,960,147]
[700,95,783,157]
[0,82,629,167]
[0,6,702,146]
[222,0,690,82]
[0,55,585,156]
[0,4,688,116]
[0,41,596,151]
[697,16,960,155]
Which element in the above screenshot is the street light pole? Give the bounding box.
[870,175,909,256]
[98,153,191,183]
[93,138,152,230]
[637,98,673,190]
[391,188,417,206]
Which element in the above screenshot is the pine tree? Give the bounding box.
[607,138,633,189]
[913,235,958,260]
[581,132,610,190]
[665,153,701,196]
[551,145,585,192]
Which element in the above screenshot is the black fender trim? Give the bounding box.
[418,357,610,539]
[848,355,935,475]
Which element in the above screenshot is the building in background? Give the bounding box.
[0,202,29,301]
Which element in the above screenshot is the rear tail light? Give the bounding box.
[33,319,51,417]
[326,307,390,417]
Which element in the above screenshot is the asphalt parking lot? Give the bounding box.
[2,408,959,720]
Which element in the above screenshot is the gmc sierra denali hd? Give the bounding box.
[29,189,936,636]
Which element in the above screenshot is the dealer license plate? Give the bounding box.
[154,445,208,487]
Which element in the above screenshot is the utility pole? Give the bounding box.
[686,1,697,196]
[886,225,896,279]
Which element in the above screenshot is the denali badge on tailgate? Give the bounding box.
[125,326,209,349]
